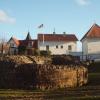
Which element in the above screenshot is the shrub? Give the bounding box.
[33,49,40,56]
[18,46,27,55]
[40,50,51,56]
[52,55,75,65]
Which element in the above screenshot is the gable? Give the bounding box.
[8,37,20,47]
[81,24,100,41]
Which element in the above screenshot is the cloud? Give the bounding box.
[75,0,90,6]
[0,10,16,24]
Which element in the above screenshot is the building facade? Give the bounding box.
[81,24,100,60]
[38,33,78,55]
[7,32,78,55]
[7,32,37,55]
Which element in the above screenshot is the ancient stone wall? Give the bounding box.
[0,61,88,90]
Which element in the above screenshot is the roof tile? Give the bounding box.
[38,34,78,42]
[81,24,100,41]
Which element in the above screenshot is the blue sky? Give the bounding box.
[0,0,100,51]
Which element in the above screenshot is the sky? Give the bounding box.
[0,0,100,51]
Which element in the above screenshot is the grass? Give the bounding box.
[0,89,100,100]
[59,96,100,100]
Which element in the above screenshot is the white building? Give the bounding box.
[81,24,100,61]
[7,37,20,55]
[38,33,78,55]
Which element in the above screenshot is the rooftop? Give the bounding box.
[81,24,100,41]
[38,33,78,42]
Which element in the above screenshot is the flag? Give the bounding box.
[38,24,44,28]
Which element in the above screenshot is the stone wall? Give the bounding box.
[0,61,88,90]
[33,65,88,90]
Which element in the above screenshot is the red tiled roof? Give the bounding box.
[12,37,20,46]
[8,37,20,46]
[38,34,78,42]
[81,24,100,41]
[8,37,38,48]
[19,40,38,48]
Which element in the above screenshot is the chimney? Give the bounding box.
[53,28,56,34]
[63,32,66,37]
[53,31,56,34]
[63,32,66,34]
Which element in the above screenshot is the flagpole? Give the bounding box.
[43,34,44,44]
[38,24,44,44]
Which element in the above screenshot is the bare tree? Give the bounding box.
[0,35,7,55]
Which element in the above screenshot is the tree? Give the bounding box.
[0,37,7,55]
[18,45,27,55]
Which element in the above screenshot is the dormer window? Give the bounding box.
[28,42,33,47]
[10,43,14,47]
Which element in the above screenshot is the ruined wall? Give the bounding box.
[33,65,88,90]
[0,61,88,90]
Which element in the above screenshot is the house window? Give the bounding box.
[10,43,14,47]
[28,42,33,47]
[61,45,63,49]
[56,45,58,49]
[68,45,72,51]
[46,45,49,51]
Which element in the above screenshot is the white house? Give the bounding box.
[7,37,20,55]
[7,32,78,55]
[38,33,78,55]
[81,24,100,60]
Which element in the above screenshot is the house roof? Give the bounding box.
[81,24,100,41]
[26,32,32,40]
[38,34,78,42]
[8,36,38,48]
[8,37,20,46]
[13,37,20,46]
[19,40,38,48]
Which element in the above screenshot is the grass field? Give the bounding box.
[0,62,100,100]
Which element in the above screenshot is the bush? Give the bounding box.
[18,46,27,55]
[40,50,51,56]
[33,49,40,56]
[52,55,75,65]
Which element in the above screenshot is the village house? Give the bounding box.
[38,33,78,55]
[81,24,100,60]
[8,32,37,55]
[7,32,78,55]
